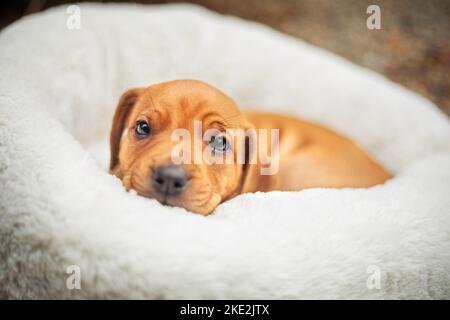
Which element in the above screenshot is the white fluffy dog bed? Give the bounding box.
[1,3,450,299]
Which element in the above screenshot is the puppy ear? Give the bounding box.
[109,88,143,173]
[239,120,260,193]
[239,119,276,193]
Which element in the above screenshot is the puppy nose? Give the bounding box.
[152,166,188,196]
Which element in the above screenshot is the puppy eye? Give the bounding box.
[209,135,230,153]
[135,120,151,138]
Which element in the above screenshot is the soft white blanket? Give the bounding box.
[1,3,450,299]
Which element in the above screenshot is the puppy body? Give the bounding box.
[242,111,391,193]
[110,80,391,215]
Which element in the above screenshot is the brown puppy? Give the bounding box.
[110,80,391,215]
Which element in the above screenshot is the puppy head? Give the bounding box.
[109,80,254,215]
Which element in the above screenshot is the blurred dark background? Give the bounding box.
[1,0,450,117]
